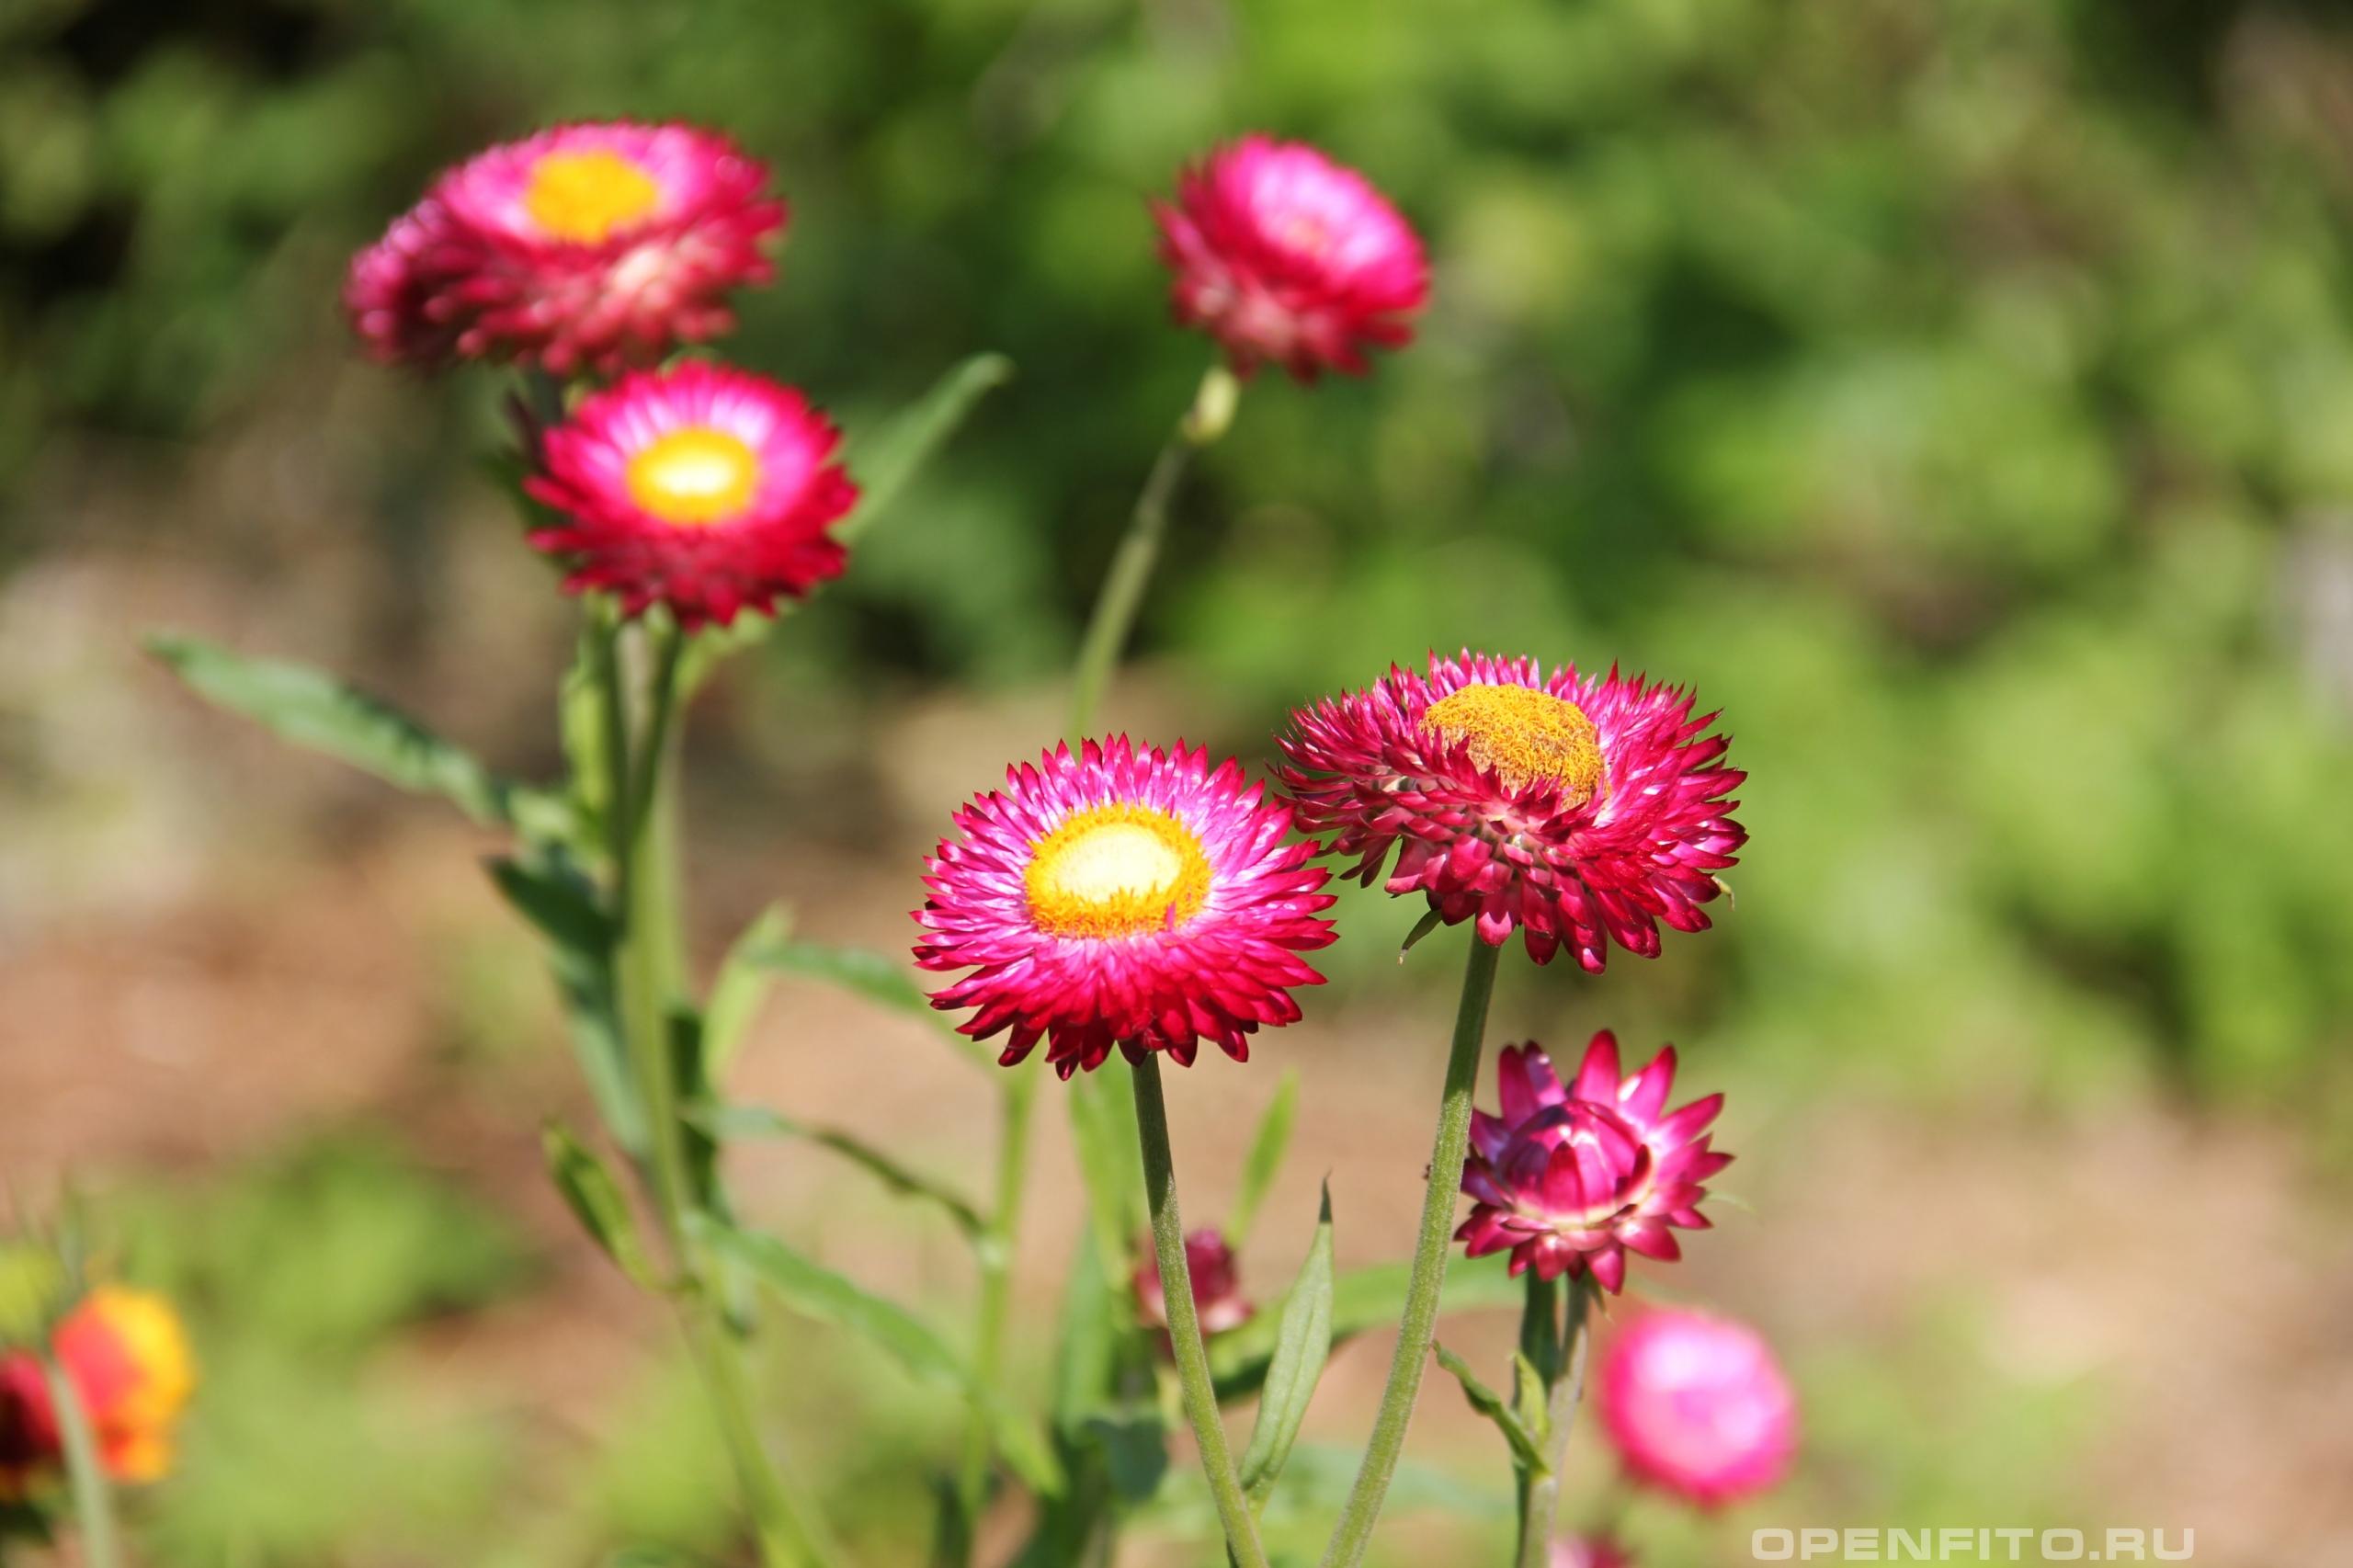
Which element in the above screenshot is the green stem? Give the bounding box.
[599,613,835,1568]
[1514,1278,1596,1568]
[1068,365,1240,739]
[1129,1055,1270,1568]
[954,1062,1040,1549]
[42,1355,118,1568]
[1318,929,1503,1568]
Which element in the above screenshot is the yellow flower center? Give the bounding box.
[1026,802,1212,939]
[523,149,662,243]
[80,1287,196,1482]
[624,426,761,527]
[1421,682,1605,801]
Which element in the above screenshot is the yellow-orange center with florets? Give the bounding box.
[1025,803,1212,939]
[524,150,663,243]
[625,427,762,527]
[1422,683,1605,804]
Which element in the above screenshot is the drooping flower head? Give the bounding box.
[1457,1034,1730,1293]
[1154,135,1429,381]
[915,738,1338,1079]
[1552,1536,1636,1568]
[0,1288,195,1499]
[1595,1308,1797,1506]
[1135,1229,1253,1339]
[523,360,857,628]
[1279,652,1744,970]
[346,120,786,375]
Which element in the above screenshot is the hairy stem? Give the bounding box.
[1130,1055,1270,1568]
[1514,1276,1596,1568]
[1319,929,1502,1568]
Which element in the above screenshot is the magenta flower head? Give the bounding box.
[915,739,1339,1079]
[1279,652,1745,970]
[1154,134,1429,382]
[523,361,856,628]
[1552,1537,1636,1568]
[1134,1229,1252,1338]
[1457,1033,1729,1293]
[1596,1309,1798,1507]
[346,121,786,376]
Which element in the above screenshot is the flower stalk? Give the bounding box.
[1068,363,1241,740]
[1319,928,1501,1568]
[1130,1054,1271,1568]
[954,1061,1039,1548]
[1515,1274,1596,1568]
[602,611,836,1568]
[41,1353,118,1568]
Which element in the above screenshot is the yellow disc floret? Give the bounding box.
[1026,802,1212,938]
[524,149,663,243]
[625,426,762,527]
[1422,682,1606,802]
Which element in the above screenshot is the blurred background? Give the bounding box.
[5,0,2352,1562]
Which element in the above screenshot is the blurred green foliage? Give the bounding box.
[7,0,2350,1108]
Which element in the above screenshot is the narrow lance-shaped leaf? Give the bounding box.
[742,936,991,1071]
[1225,1070,1299,1245]
[148,635,572,840]
[692,1216,1063,1496]
[1237,1184,1336,1507]
[1433,1343,1551,1473]
[487,853,644,1153]
[1209,1249,1524,1400]
[703,903,792,1075]
[541,1123,664,1291]
[692,1105,985,1240]
[839,352,1017,541]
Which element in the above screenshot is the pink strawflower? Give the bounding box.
[523,361,856,628]
[915,739,1338,1079]
[1457,1034,1729,1293]
[1596,1309,1797,1507]
[1154,135,1429,381]
[345,120,785,376]
[1279,652,1744,970]
[1135,1229,1253,1338]
[1552,1537,1636,1568]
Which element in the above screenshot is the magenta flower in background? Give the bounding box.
[1456,1033,1730,1292]
[346,121,785,375]
[1596,1309,1798,1507]
[1279,651,1745,970]
[1134,1229,1253,1337]
[523,360,856,628]
[915,739,1338,1079]
[1551,1536,1636,1568]
[1154,134,1429,381]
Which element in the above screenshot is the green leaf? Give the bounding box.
[486,853,644,1154]
[1065,1068,1146,1288]
[148,635,570,838]
[1225,1070,1299,1245]
[692,1217,1063,1495]
[1080,1406,1169,1506]
[541,1123,663,1291]
[1237,1184,1336,1506]
[703,903,792,1076]
[741,935,990,1069]
[1398,905,1447,959]
[1210,1249,1523,1399]
[839,352,1017,542]
[1433,1343,1550,1473]
[691,1106,984,1240]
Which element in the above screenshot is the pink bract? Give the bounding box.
[1135,1229,1253,1337]
[1279,651,1745,970]
[1552,1536,1636,1568]
[1457,1033,1730,1292]
[1154,135,1429,381]
[345,121,785,375]
[914,739,1338,1079]
[523,360,856,628]
[1595,1308,1797,1507]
